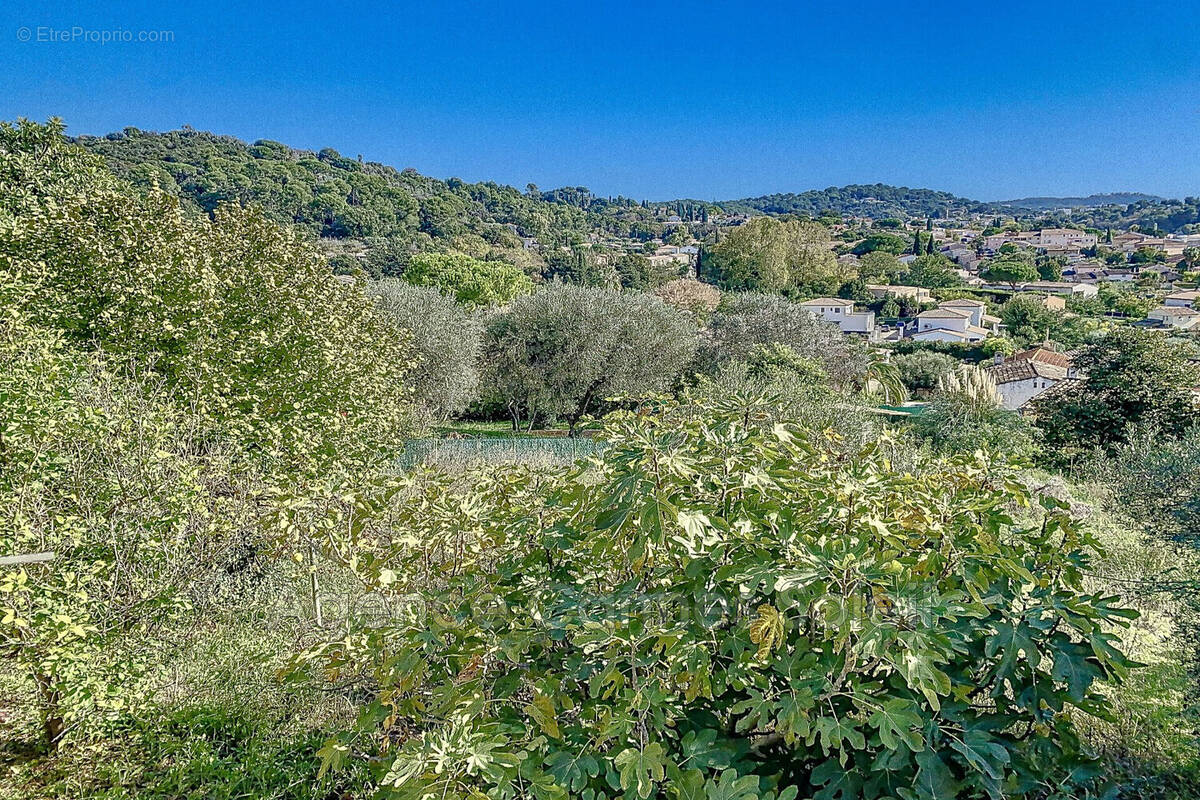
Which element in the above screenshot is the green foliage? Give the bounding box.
[703,293,868,387]
[893,351,961,398]
[370,281,484,426]
[910,366,1039,459]
[850,233,908,256]
[902,255,962,289]
[287,398,1137,800]
[74,126,597,248]
[982,258,1039,288]
[717,184,995,220]
[0,120,417,753]
[482,283,697,431]
[402,252,533,307]
[856,251,906,285]
[707,218,846,293]
[1089,424,1200,544]
[1034,328,1198,466]
[1,119,415,464]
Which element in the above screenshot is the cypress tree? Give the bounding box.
[912,231,922,255]
[926,234,935,255]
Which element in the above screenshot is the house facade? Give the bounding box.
[800,297,876,335]
[984,347,1075,411]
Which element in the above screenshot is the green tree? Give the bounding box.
[850,233,907,256]
[403,252,534,306]
[482,283,696,433]
[704,293,868,387]
[903,254,962,289]
[893,350,960,397]
[1034,327,1198,465]
[1130,247,1166,265]
[857,251,904,284]
[982,258,1039,290]
[707,217,845,293]
[370,281,483,426]
[1,119,415,464]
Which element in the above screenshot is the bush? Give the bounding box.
[893,350,960,397]
[1,119,416,465]
[483,283,697,432]
[289,399,1137,800]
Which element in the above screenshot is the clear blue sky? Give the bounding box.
[2,0,1198,201]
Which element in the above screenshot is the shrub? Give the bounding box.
[483,283,697,432]
[893,350,960,397]
[704,293,868,387]
[290,399,1137,800]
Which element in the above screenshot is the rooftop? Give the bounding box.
[1011,346,1072,369]
[801,297,854,306]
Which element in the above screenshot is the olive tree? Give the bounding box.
[370,281,483,427]
[703,292,869,387]
[483,283,697,433]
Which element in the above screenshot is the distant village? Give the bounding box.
[512,206,1200,417]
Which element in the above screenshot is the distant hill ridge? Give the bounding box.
[67,125,1198,237]
[996,192,1164,211]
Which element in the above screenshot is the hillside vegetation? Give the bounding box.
[3,120,1199,800]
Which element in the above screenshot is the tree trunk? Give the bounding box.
[34,672,64,749]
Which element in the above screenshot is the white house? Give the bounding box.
[937,299,1002,333]
[800,297,876,335]
[1034,228,1097,250]
[1146,305,1200,330]
[866,284,931,302]
[984,347,1076,411]
[911,308,986,342]
[1165,291,1200,309]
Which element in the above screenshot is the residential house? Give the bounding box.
[937,298,1001,332]
[866,284,931,302]
[985,347,1077,411]
[1034,228,1097,250]
[1145,305,1200,330]
[800,297,876,335]
[1165,290,1200,308]
[984,281,1100,298]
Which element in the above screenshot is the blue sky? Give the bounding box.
[2,0,1198,201]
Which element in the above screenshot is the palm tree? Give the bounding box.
[863,355,908,405]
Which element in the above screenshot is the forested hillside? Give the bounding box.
[73,127,1200,249]
[1028,196,1200,233]
[711,184,998,219]
[74,126,595,245]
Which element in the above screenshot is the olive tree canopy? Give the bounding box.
[483,283,697,432]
